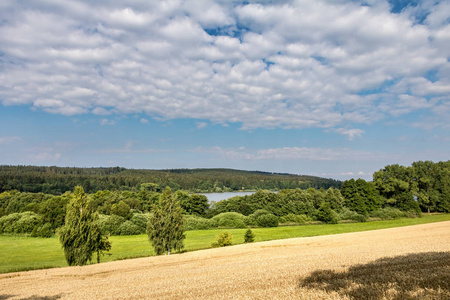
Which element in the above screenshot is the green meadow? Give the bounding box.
[1,214,449,274]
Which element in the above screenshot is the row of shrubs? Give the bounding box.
[0,212,54,237]
[0,207,420,236]
[185,207,421,230]
[98,213,150,235]
[185,211,314,230]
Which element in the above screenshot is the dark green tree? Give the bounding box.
[59,186,110,266]
[373,164,411,207]
[110,200,131,218]
[373,164,420,212]
[180,193,209,216]
[324,187,344,212]
[244,228,255,243]
[341,179,380,214]
[317,202,339,224]
[434,161,450,212]
[147,187,185,255]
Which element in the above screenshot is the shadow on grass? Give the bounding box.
[0,295,62,300]
[299,252,450,300]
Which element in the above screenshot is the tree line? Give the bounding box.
[1,160,448,238]
[0,166,341,194]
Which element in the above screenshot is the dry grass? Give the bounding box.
[0,221,449,299]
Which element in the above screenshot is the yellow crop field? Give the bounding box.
[1,221,449,299]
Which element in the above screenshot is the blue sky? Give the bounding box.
[0,0,449,181]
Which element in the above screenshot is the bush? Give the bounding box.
[250,209,272,219]
[316,203,339,224]
[256,214,279,227]
[0,213,22,233]
[31,223,53,238]
[282,214,311,224]
[111,200,131,219]
[98,214,125,235]
[185,215,216,230]
[118,221,141,235]
[211,212,246,228]
[370,207,408,220]
[212,232,233,247]
[353,214,369,222]
[129,213,149,233]
[243,215,255,226]
[339,208,368,222]
[15,212,42,233]
[248,209,272,226]
[244,228,255,243]
[0,212,42,234]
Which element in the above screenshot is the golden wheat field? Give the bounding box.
[1,221,449,300]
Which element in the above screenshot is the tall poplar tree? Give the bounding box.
[147,187,185,255]
[59,186,110,266]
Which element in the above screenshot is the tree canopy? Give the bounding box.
[59,186,110,266]
[147,187,185,255]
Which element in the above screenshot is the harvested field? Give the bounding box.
[1,221,449,299]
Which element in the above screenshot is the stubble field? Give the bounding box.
[1,221,449,299]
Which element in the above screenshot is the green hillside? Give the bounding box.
[0,165,341,195]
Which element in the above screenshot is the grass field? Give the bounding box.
[0,214,449,274]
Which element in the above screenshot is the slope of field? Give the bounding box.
[1,221,449,299]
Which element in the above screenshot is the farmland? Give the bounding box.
[0,220,449,299]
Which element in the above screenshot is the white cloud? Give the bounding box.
[92,107,111,115]
[106,8,154,28]
[140,118,149,124]
[0,136,21,144]
[335,128,364,140]
[0,0,448,133]
[27,152,62,162]
[196,122,207,129]
[194,146,388,161]
[100,141,172,154]
[316,170,371,180]
[100,119,115,126]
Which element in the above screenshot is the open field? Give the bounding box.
[0,221,449,299]
[1,214,450,274]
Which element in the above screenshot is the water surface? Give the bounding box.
[200,191,256,203]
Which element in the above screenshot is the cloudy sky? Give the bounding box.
[0,0,449,181]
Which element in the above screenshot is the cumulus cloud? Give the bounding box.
[0,0,449,133]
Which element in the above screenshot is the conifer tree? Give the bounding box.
[147,187,185,255]
[59,186,110,266]
[244,228,255,243]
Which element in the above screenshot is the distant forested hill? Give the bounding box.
[0,165,341,195]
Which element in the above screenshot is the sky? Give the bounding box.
[0,0,449,181]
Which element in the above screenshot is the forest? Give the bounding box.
[0,166,341,194]
[0,160,448,238]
